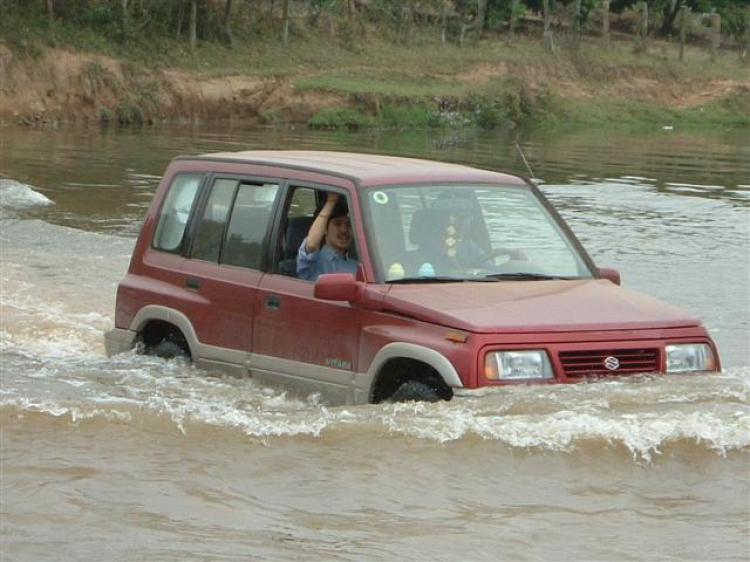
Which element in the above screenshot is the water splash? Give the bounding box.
[2,361,748,461]
[0,178,55,208]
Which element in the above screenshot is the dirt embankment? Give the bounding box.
[0,45,747,127]
[0,46,345,127]
[450,58,746,109]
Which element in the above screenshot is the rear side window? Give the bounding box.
[153,174,203,252]
[189,179,279,270]
[222,183,279,269]
[191,179,237,262]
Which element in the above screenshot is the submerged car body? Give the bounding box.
[105,151,720,404]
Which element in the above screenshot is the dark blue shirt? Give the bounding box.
[297,237,357,282]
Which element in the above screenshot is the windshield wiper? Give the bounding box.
[388,276,470,284]
[483,273,577,281]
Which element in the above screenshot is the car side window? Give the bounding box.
[277,187,359,279]
[222,182,280,270]
[153,174,203,252]
[191,178,237,262]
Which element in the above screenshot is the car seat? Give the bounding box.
[278,215,314,277]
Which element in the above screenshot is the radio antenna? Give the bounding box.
[516,142,536,180]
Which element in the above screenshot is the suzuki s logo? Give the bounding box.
[604,356,620,371]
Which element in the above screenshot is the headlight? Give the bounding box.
[485,350,554,381]
[665,343,716,373]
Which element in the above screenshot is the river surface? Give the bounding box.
[1,124,749,561]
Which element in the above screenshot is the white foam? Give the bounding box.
[0,178,54,207]
[1,396,133,423]
[379,401,750,460]
[4,369,749,460]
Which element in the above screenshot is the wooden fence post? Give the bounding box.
[678,5,687,62]
[543,0,556,54]
[348,0,357,33]
[710,13,721,62]
[441,0,448,44]
[601,0,610,47]
[634,1,648,53]
[510,0,520,39]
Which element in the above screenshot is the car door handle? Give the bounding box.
[264,294,281,310]
[186,277,200,291]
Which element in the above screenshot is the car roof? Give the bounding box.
[192,150,528,188]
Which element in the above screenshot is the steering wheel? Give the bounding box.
[475,248,526,267]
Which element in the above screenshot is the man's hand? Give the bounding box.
[305,191,341,253]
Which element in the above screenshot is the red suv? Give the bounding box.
[105,151,720,404]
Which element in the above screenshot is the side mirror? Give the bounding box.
[598,267,621,286]
[314,273,361,302]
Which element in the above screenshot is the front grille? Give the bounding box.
[558,348,659,378]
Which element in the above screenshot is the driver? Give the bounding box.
[297,192,357,282]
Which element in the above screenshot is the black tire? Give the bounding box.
[151,339,190,361]
[388,380,441,403]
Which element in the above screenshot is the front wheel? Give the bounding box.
[388,380,442,403]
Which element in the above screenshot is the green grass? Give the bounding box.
[295,71,464,97]
[308,107,374,130]
[530,90,750,132]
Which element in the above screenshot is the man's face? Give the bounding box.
[326,216,351,253]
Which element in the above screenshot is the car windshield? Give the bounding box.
[364,184,594,282]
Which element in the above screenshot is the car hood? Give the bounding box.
[381,279,700,333]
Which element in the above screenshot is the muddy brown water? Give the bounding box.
[1,125,749,561]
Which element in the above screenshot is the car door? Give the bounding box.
[180,175,282,360]
[251,183,363,403]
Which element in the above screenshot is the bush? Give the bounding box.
[308,107,373,130]
[378,103,433,128]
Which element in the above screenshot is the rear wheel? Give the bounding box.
[148,337,190,361]
[139,322,191,361]
[388,380,441,403]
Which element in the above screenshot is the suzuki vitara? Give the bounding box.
[105,151,720,404]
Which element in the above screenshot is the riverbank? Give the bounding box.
[1,29,748,131]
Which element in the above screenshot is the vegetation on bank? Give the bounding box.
[1,1,748,131]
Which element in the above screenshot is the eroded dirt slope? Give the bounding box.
[0,45,746,126]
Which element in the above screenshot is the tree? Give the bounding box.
[477,0,487,32]
[542,0,557,53]
[509,0,521,38]
[223,0,234,48]
[189,0,198,50]
[602,0,611,45]
[45,0,54,26]
[660,0,685,35]
[282,0,291,46]
[119,0,131,42]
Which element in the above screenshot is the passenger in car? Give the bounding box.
[296,192,357,282]
[409,203,525,274]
